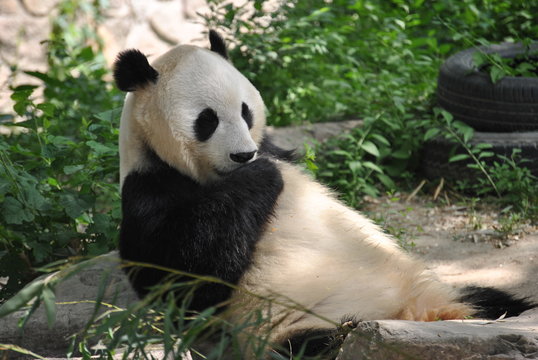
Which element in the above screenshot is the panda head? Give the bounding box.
[114,31,266,185]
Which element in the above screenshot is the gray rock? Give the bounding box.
[0,252,137,359]
[267,119,363,153]
[337,308,538,360]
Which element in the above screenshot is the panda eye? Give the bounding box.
[194,108,219,142]
[241,102,253,129]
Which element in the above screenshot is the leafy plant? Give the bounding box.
[426,109,538,219]
[0,0,122,301]
[473,41,538,83]
[315,116,397,208]
[204,0,538,217]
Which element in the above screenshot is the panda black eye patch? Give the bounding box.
[194,108,219,142]
[241,102,253,129]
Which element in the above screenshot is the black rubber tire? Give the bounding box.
[437,42,538,132]
[421,131,538,181]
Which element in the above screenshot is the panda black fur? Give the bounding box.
[115,31,535,358]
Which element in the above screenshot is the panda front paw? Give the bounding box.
[229,157,284,192]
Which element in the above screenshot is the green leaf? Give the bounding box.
[10,87,37,103]
[348,161,362,173]
[36,103,55,117]
[370,133,391,146]
[47,177,61,189]
[472,51,488,68]
[94,108,122,123]
[86,140,117,155]
[0,280,44,318]
[394,19,406,29]
[59,193,91,219]
[424,128,440,141]
[1,119,33,128]
[474,143,493,150]
[435,108,454,124]
[0,178,10,196]
[490,66,506,83]
[63,165,84,175]
[376,173,396,189]
[461,126,474,143]
[78,46,94,61]
[13,101,28,116]
[2,196,34,224]
[362,184,379,197]
[21,184,46,211]
[24,71,61,86]
[363,161,383,173]
[449,154,470,163]
[41,285,57,328]
[361,141,380,157]
[12,85,38,92]
[329,150,353,158]
[392,149,410,160]
[478,151,494,159]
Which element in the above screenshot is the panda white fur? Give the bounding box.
[115,31,535,358]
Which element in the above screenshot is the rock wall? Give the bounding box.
[0,0,208,114]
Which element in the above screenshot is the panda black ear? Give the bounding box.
[113,49,159,92]
[209,30,228,60]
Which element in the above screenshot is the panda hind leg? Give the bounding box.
[273,318,357,360]
[459,286,537,319]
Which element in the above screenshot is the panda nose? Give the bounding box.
[230,151,256,163]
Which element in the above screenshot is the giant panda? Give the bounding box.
[114,31,535,358]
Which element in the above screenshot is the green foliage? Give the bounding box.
[315,118,398,208]
[302,143,319,175]
[205,0,538,216]
[204,0,446,126]
[432,108,538,219]
[473,42,538,83]
[0,0,122,301]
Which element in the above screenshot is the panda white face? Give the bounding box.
[164,49,261,176]
[193,103,258,175]
[116,43,267,184]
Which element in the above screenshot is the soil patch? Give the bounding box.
[363,194,538,301]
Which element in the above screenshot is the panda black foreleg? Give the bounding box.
[120,156,283,312]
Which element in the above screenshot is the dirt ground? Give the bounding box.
[363,194,538,302]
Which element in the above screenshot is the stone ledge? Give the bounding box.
[337,309,538,360]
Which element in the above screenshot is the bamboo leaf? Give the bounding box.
[0,280,44,318]
[449,154,470,163]
[41,286,57,328]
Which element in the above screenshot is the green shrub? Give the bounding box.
[0,1,121,301]
[205,0,538,214]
